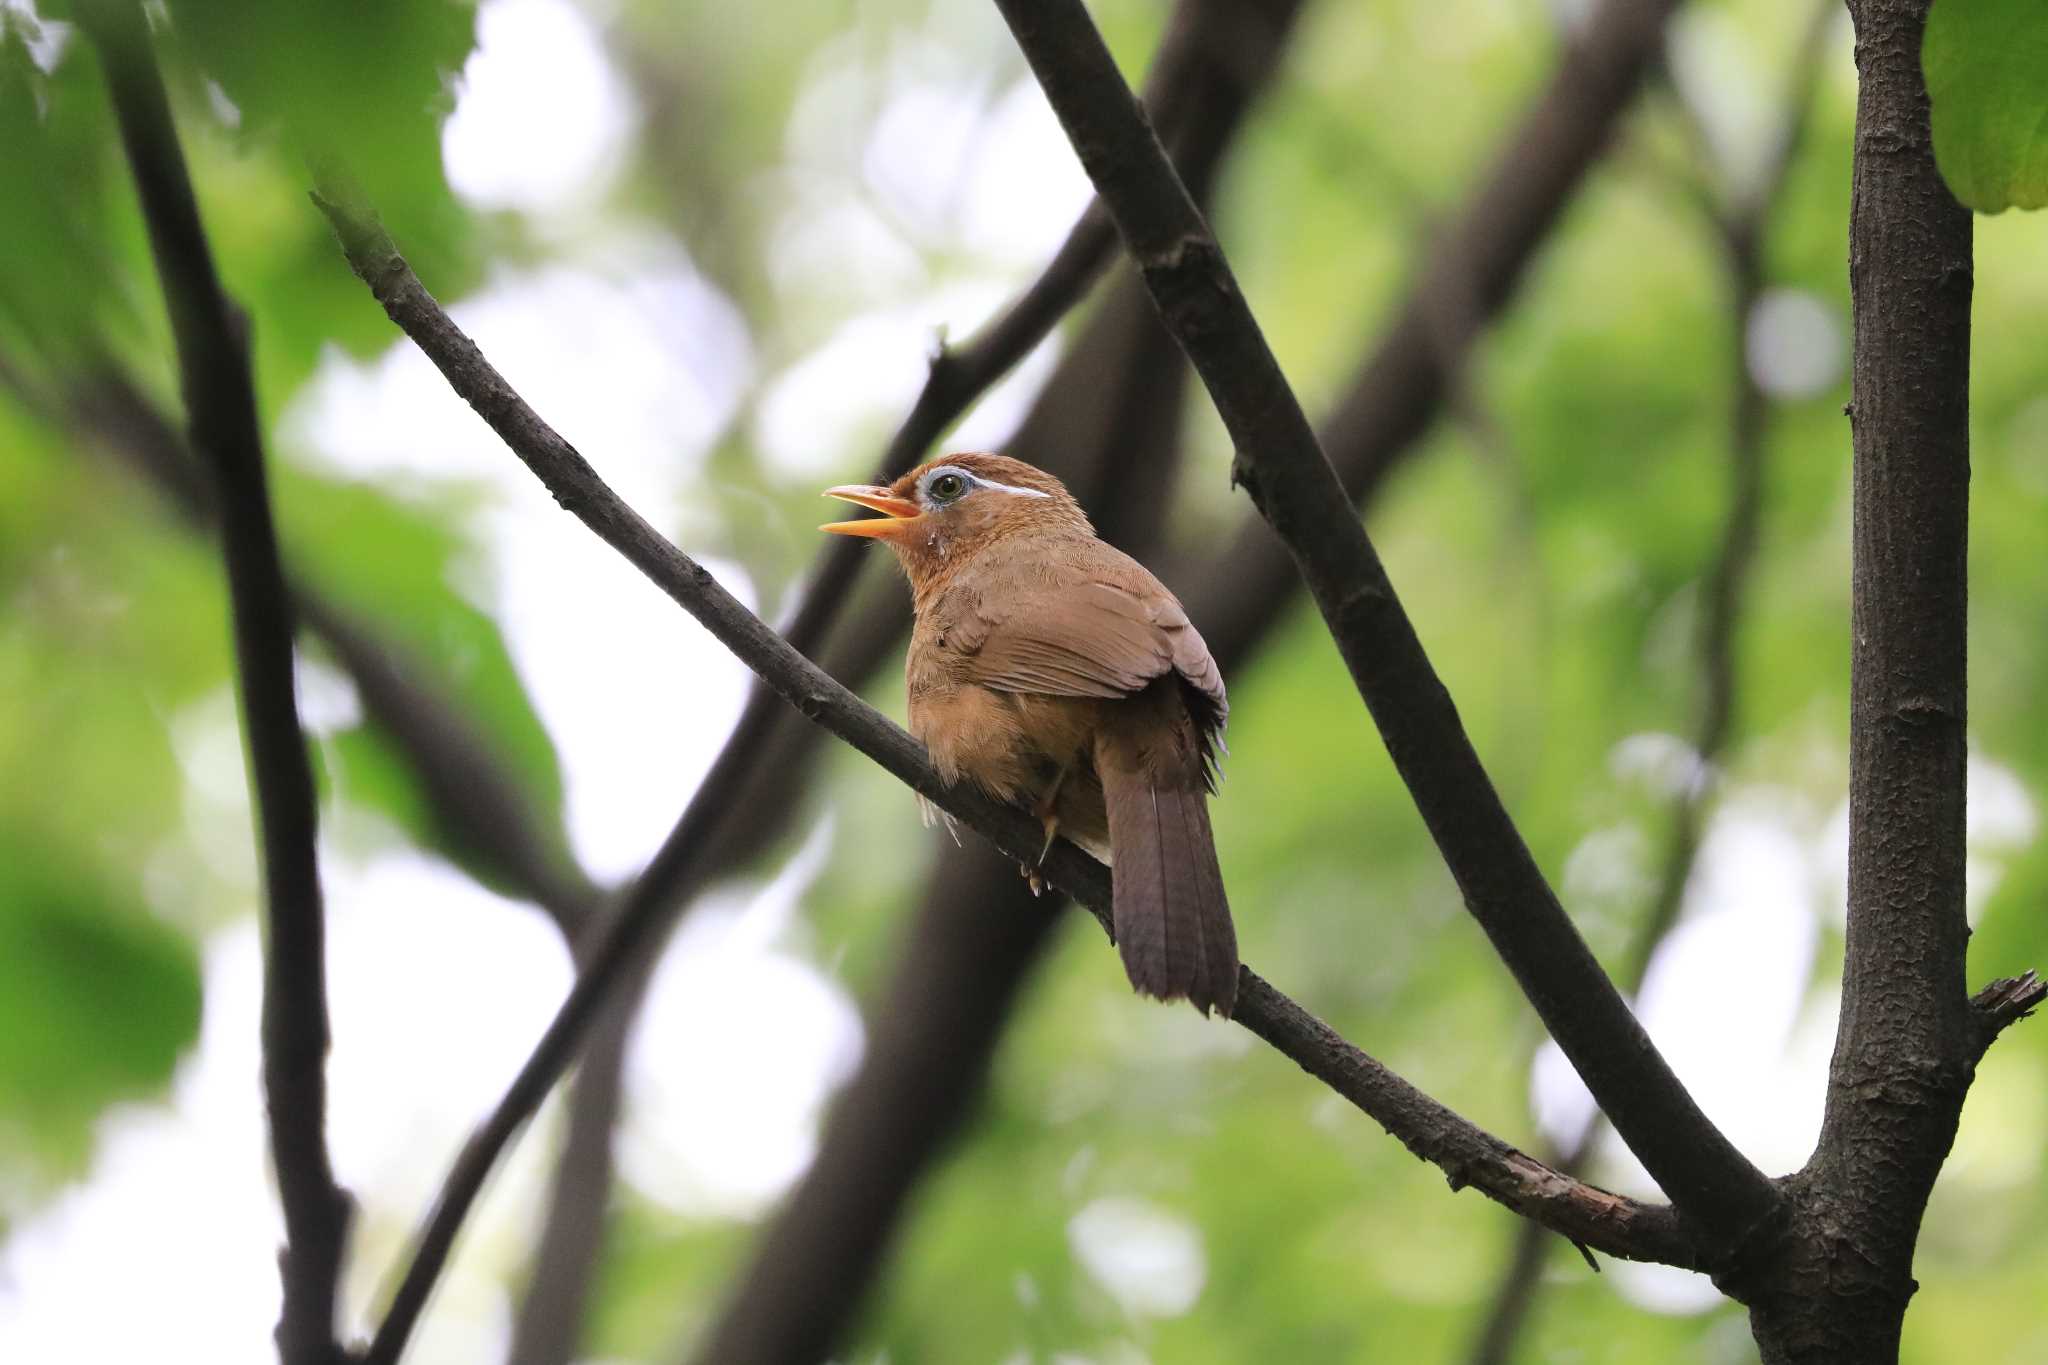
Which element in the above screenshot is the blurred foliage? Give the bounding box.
[2,0,2046,1361]
[1925,0,2048,213]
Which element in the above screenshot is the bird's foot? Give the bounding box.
[1017,861,1046,897]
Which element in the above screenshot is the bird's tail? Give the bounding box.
[1097,698,1238,1017]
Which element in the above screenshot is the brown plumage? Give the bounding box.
[821,453,1238,1016]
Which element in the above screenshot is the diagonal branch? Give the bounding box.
[316,187,1701,1365]
[695,0,1697,1340]
[989,0,1781,1263]
[77,4,350,1360]
[501,7,1278,1355]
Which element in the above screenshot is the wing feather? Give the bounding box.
[946,567,1227,724]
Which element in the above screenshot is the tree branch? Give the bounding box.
[1971,970,2046,1049]
[314,186,1701,1363]
[77,4,349,1360]
[1749,0,1978,1352]
[1175,0,1698,679]
[587,0,1722,1350]
[1463,11,1837,1357]
[496,7,1285,1355]
[989,0,1780,1262]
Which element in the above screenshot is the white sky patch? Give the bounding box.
[1746,288,1845,400]
[1964,750,2038,920]
[0,850,575,1362]
[287,253,756,881]
[864,72,991,232]
[957,78,1096,267]
[1609,731,1709,801]
[442,0,637,215]
[289,254,749,512]
[1068,1196,1207,1319]
[490,516,756,880]
[1664,8,1777,198]
[618,824,865,1218]
[1,0,72,73]
[753,278,1065,481]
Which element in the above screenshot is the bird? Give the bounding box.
[821,452,1239,1016]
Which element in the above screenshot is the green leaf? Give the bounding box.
[277,472,575,890]
[1925,0,2048,212]
[0,21,127,366]
[164,0,474,196]
[0,829,203,1175]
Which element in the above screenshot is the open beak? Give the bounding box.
[820,484,922,538]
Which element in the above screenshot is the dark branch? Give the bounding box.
[78,4,349,1360]
[1971,970,2046,1049]
[1463,10,1836,1356]
[1176,0,1698,670]
[1746,0,1980,1355]
[498,8,1277,1353]
[989,0,1779,1259]
[314,188,1698,1362]
[674,0,1733,1349]
[504,957,648,1365]
[685,15,1319,1359]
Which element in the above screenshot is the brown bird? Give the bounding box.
[821,452,1239,1016]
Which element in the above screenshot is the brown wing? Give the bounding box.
[938,552,1227,725]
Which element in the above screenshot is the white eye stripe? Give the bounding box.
[971,476,1050,499]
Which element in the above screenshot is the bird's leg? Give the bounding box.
[1019,761,1072,896]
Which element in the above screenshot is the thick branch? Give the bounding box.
[315,192,1698,1363]
[990,0,1779,1259]
[1757,1,1977,1353]
[79,4,349,1360]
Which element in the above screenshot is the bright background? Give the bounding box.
[2,0,2046,1361]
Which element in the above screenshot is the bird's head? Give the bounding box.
[820,453,1090,588]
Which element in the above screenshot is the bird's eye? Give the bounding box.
[928,473,967,502]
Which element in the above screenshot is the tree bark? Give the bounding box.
[1743,1,1975,1358]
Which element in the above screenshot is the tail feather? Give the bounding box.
[1099,725,1238,1017]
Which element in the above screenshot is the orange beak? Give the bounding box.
[820,484,922,539]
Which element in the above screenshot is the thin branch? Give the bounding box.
[503,957,646,1365]
[649,0,1719,1350]
[313,188,1699,1364]
[77,4,349,1360]
[989,0,1780,1262]
[1462,10,1837,1357]
[497,6,1275,1353]
[1971,970,2046,1049]
[692,162,1238,1365]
